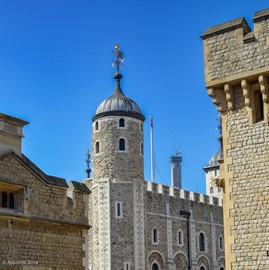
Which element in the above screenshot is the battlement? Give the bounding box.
[146,181,222,207]
[202,8,269,88]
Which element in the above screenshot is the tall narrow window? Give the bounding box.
[254,90,264,122]
[199,232,206,252]
[95,141,100,154]
[178,230,183,245]
[2,191,7,208]
[95,121,99,131]
[9,193,15,209]
[124,262,131,270]
[153,228,158,243]
[140,123,143,132]
[119,118,125,127]
[210,187,214,194]
[219,235,223,250]
[200,267,205,270]
[119,138,125,151]
[115,202,122,218]
[152,263,159,270]
[141,143,144,155]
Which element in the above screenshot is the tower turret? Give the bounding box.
[88,45,146,270]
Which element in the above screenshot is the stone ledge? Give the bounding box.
[201,17,250,39]
[253,8,269,23]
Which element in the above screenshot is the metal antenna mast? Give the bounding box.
[85,149,91,178]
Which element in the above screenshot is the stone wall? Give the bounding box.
[202,8,269,270]
[0,152,89,270]
[145,182,224,270]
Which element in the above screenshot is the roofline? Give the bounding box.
[92,110,145,122]
[0,113,29,126]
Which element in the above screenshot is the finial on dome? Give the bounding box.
[112,44,124,74]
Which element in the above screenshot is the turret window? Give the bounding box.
[95,141,100,154]
[95,121,99,131]
[119,138,125,151]
[119,118,125,127]
[140,143,144,155]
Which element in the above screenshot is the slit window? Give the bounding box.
[152,228,158,243]
[178,230,183,245]
[254,90,264,122]
[141,143,144,155]
[199,232,206,252]
[219,235,224,250]
[119,138,125,151]
[115,202,122,218]
[119,118,125,127]
[95,141,100,154]
[95,121,99,131]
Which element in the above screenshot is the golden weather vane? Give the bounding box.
[112,44,124,73]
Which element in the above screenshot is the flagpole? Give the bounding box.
[150,115,154,182]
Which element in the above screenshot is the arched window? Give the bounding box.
[141,143,144,155]
[9,192,15,209]
[152,263,159,270]
[2,191,7,208]
[119,138,125,151]
[219,235,223,250]
[119,118,125,127]
[95,121,99,131]
[210,187,214,193]
[178,230,183,245]
[199,232,206,252]
[220,267,224,270]
[95,141,100,154]
[200,267,205,270]
[153,228,158,243]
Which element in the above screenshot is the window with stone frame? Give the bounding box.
[119,138,125,151]
[219,235,224,250]
[95,141,100,154]
[210,187,214,194]
[0,183,24,212]
[115,201,122,218]
[200,267,206,270]
[95,121,99,131]
[199,232,206,252]
[140,142,144,155]
[177,230,183,246]
[253,89,264,123]
[124,262,131,270]
[152,228,159,244]
[119,118,125,127]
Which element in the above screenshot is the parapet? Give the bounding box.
[202,8,269,88]
[146,181,222,207]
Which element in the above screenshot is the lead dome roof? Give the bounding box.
[93,73,145,121]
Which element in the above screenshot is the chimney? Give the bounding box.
[170,155,182,188]
[0,113,29,156]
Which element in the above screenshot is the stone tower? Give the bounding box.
[89,64,146,269]
[202,8,269,270]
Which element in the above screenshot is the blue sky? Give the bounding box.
[0,1,268,193]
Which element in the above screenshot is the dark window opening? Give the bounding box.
[141,143,144,155]
[119,138,125,151]
[200,267,205,270]
[254,90,264,122]
[116,202,121,217]
[96,142,100,154]
[219,236,223,250]
[153,228,158,243]
[2,191,7,208]
[95,121,99,131]
[178,231,182,245]
[9,193,14,209]
[152,263,159,270]
[199,232,205,252]
[119,118,125,127]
